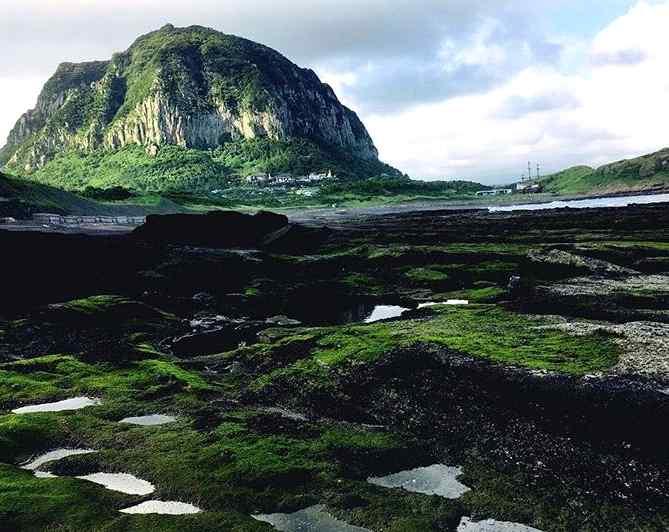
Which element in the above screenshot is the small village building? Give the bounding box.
[31,213,145,226]
[516,182,543,194]
[273,173,293,184]
[33,213,64,224]
[246,174,269,184]
[307,170,334,182]
[475,189,513,197]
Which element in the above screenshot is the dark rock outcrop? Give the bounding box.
[132,210,288,248]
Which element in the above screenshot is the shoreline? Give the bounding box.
[2,188,669,234]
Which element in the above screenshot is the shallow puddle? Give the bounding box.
[21,448,97,475]
[364,305,410,323]
[362,300,471,323]
[119,414,177,426]
[368,464,471,498]
[33,471,57,478]
[253,505,371,532]
[77,472,155,495]
[418,300,469,308]
[261,407,309,421]
[12,396,101,414]
[120,501,202,515]
[458,517,544,531]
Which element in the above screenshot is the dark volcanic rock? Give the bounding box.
[132,210,289,248]
[261,224,331,253]
[172,314,291,357]
[528,248,637,277]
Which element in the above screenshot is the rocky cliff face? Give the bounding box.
[1,25,379,173]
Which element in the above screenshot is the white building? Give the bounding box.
[475,188,513,197]
[516,181,542,194]
[245,174,269,184]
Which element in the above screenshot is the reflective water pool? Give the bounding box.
[418,300,469,308]
[253,505,371,531]
[21,448,97,475]
[458,516,544,531]
[368,464,471,498]
[364,305,410,323]
[12,397,101,414]
[76,472,155,495]
[119,414,177,426]
[120,501,202,515]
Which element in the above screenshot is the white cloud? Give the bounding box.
[2,1,667,185]
[443,19,508,70]
[0,77,46,147]
[359,0,669,182]
[590,0,669,63]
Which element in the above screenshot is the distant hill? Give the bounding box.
[541,148,669,195]
[0,172,183,218]
[1,24,400,193]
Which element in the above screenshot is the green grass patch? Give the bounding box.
[404,267,450,283]
[0,354,214,411]
[251,305,619,391]
[0,464,129,531]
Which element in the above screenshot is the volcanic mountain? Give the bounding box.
[0,24,399,192]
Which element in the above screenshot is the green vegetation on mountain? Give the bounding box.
[1,24,398,193]
[23,139,398,194]
[539,166,594,194]
[319,176,485,199]
[541,148,669,194]
[0,167,484,219]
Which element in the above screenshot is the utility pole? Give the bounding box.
[536,163,540,179]
[528,161,532,182]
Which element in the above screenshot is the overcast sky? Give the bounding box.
[2,0,668,183]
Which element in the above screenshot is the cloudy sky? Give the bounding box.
[2,0,668,183]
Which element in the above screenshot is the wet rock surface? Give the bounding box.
[541,318,669,380]
[527,248,638,277]
[1,203,668,531]
[171,314,302,357]
[533,274,669,323]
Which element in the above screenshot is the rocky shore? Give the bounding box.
[0,203,668,531]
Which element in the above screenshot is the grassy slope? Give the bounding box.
[541,148,669,195]
[540,166,594,194]
[0,171,113,217]
[0,171,187,218]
